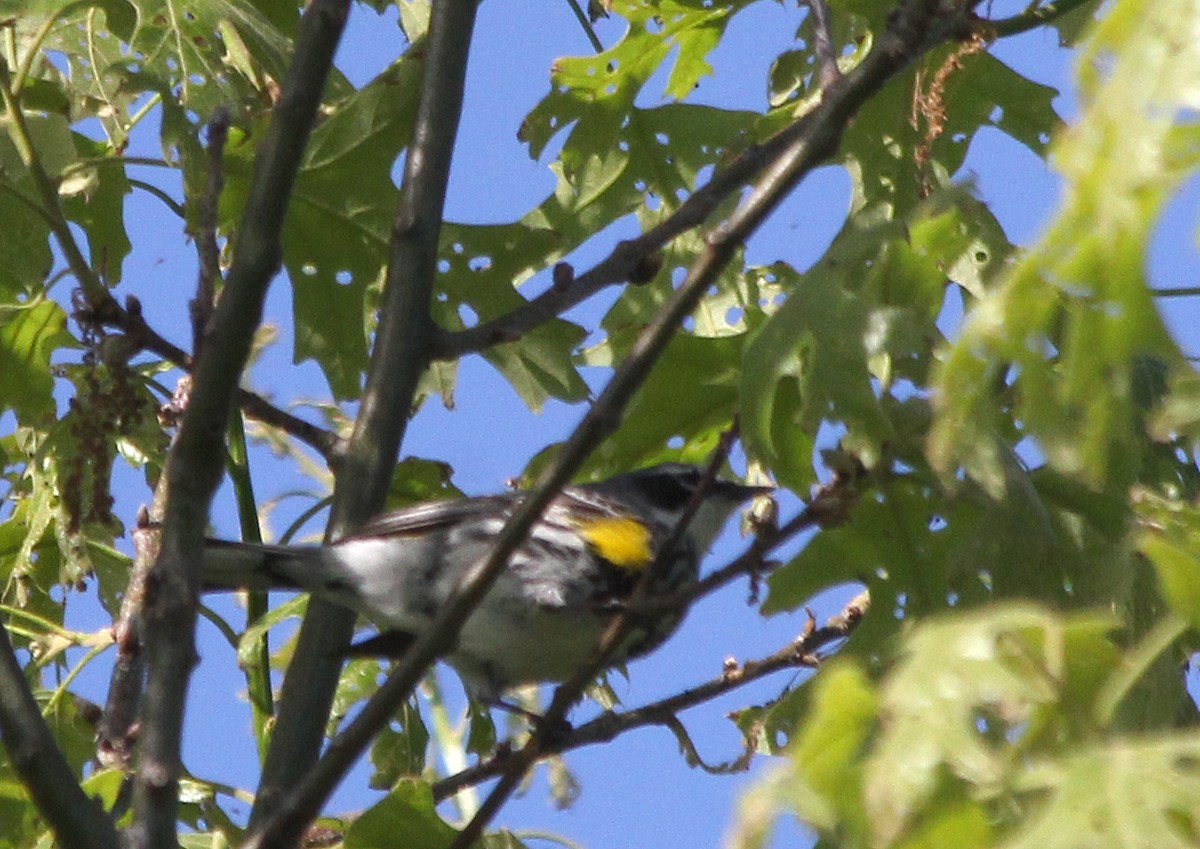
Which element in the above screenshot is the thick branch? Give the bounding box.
[95,505,163,770]
[0,622,120,849]
[127,1,350,846]
[247,0,479,840]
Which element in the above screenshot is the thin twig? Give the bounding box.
[77,292,343,460]
[192,108,231,355]
[432,593,867,800]
[986,0,1097,36]
[563,0,605,53]
[806,0,842,89]
[127,1,352,845]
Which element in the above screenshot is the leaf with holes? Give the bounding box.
[579,331,745,471]
[865,606,1115,846]
[931,1,1194,492]
[121,0,292,114]
[269,63,420,399]
[740,232,899,490]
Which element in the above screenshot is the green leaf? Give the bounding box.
[0,188,53,301]
[124,0,292,114]
[727,662,876,849]
[930,0,1197,491]
[368,701,430,788]
[61,135,133,283]
[864,606,1116,846]
[434,222,587,410]
[236,594,307,670]
[740,251,894,490]
[0,299,71,422]
[788,661,877,830]
[932,52,1062,163]
[1001,736,1200,849]
[0,771,42,849]
[482,322,589,412]
[0,111,74,299]
[1134,489,1200,630]
[580,331,744,471]
[519,8,757,237]
[344,781,458,849]
[273,61,420,399]
[864,606,1104,844]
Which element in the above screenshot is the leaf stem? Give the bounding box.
[563,0,605,54]
[987,0,1097,37]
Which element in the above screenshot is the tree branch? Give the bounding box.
[251,0,958,842]
[127,1,351,846]
[986,0,1097,37]
[95,505,161,771]
[246,0,479,840]
[429,0,948,363]
[806,0,842,89]
[446,1,964,843]
[192,108,231,355]
[432,592,869,801]
[0,620,120,849]
[76,293,342,460]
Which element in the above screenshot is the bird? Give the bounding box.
[201,463,770,703]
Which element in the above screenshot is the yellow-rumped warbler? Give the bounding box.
[202,463,769,702]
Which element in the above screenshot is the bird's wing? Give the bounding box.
[344,494,519,540]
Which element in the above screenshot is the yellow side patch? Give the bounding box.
[580,517,654,571]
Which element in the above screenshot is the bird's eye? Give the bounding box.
[634,467,700,509]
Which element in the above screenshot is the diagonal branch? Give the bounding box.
[251,0,966,844]
[432,593,869,801]
[246,0,480,839]
[446,2,967,845]
[127,1,352,846]
[0,620,121,849]
[428,2,939,363]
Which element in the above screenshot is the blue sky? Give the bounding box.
[51,1,1200,847]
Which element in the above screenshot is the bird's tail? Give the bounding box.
[201,540,315,592]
